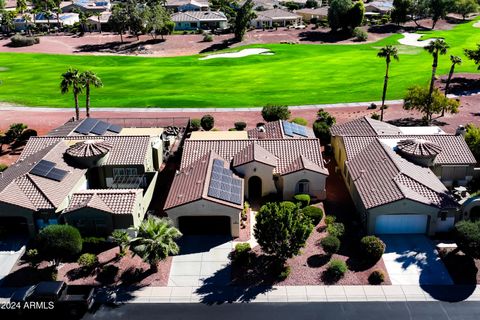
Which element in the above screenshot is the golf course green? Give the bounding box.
[0,18,479,109]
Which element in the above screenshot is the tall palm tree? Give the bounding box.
[424,39,449,96]
[79,71,103,118]
[60,68,83,120]
[442,55,462,116]
[377,45,399,121]
[129,217,182,272]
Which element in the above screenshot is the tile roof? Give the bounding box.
[255,8,301,19]
[347,139,458,210]
[172,11,227,22]
[47,119,83,137]
[331,116,402,137]
[247,120,315,139]
[64,189,142,215]
[295,7,329,15]
[166,0,209,6]
[181,139,328,176]
[164,151,244,210]
[232,143,278,167]
[20,135,150,166]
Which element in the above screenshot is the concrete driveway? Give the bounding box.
[168,236,232,287]
[381,235,453,285]
[0,235,27,285]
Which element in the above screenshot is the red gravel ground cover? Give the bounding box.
[237,207,251,242]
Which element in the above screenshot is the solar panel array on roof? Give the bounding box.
[282,121,308,137]
[208,159,243,205]
[29,160,69,182]
[74,119,123,136]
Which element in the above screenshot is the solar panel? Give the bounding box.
[30,160,55,177]
[74,118,99,135]
[45,168,68,182]
[107,124,123,134]
[90,121,110,135]
[213,159,224,168]
[291,123,308,137]
[282,121,294,137]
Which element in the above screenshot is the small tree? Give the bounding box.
[454,220,480,258]
[37,224,83,266]
[360,236,385,262]
[313,108,336,142]
[190,118,201,131]
[5,123,27,145]
[234,121,247,131]
[321,235,341,255]
[453,0,479,20]
[111,229,130,255]
[403,85,459,122]
[464,123,480,161]
[234,0,256,41]
[200,114,215,131]
[254,201,313,265]
[465,44,480,70]
[391,0,412,25]
[305,0,318,8]
[261,104,291,122]
[110,4,128,43]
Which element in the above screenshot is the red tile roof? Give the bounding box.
[64,189,142,215]
[247,120,315,139]
[232,143,278,167]
[331,116,402,137]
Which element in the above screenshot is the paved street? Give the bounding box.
[84,301,480,320]
[381,235,453,285]
[167,236,233,287]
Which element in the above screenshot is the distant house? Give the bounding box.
[87,11,112,32]
[364,0,393,14]
[61,0,111,13]
[5,0,18,11]
[330,116,477,235]
[241,0,281,11]
[171,11,228,30]
[14,13,80,31]
[251,8,302,28]
[295,7,328,21]
[166,0,210,12]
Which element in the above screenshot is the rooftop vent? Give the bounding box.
[66,139,112,168]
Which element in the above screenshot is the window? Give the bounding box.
[296,179,310,194]
[113,168,137,177]
[113,168,125,177]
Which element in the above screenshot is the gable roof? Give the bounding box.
[247,120,315,139]
[255,8,301,20]
[64,189,142,215]
[164,151,244,210]
[172,11,227,22]
[347,139,458,210]
[233,143,278,167]
[181,139,328,176]
[331,116,402,137]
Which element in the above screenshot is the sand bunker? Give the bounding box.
[474,21,480,28]
[398,33,440,47]
[199,48,273,60]
[0,67,9,72]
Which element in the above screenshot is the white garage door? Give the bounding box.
[375,214,428,234]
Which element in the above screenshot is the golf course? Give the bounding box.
[0,18,479,109]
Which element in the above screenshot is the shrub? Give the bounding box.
[368,269,385,285]
[0,163,8,172]
[353,27,368,42]
[200,114,215,131]
[77,253,98,269]
[325,215,336,225]
[326,259,347,280]
[321,235,340,255]
[327,222,345,238]
[190,118,201,131]
[360,236,385,262]
[279,265,291,280]
[371,113,380,120]
[234,121,247,131]
[83,237,106,245]
[294,194,310,208]
[203,34,213,42]
[302,206,324,225]
[291,117,308,126]
[261,104,291,122]
[10,34,40,47]
[369,103,377,109]
[232,243,251,264]
[454,220,480,258]
[37,225,82,264]
[17,129,37,143]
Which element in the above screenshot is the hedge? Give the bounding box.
[302,206,324,225]
[294,194,310,208]
[321,235,340,255]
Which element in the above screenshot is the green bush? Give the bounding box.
[190,118,201,131]
[326,259,347,280]
[291,117,308,126]
[261,104,291,122]
[37,225,82,263]
[203,34,213,42]
[368,269,385,285]
[0,163,8,172]
[232,243,251,264]
[201,114,215,131]
[17,129,37,143]
[371,112,380,120]
[83,237,106,245]
[10,34,40,47]
[327,222,345,238]
[77,253,98,269]
[234,121,247,131]
[279,265,291,280]
[360,236,385,262]
[294,194,310,208]
[302,206,324,225]
[353,27,368,41]
[321,235,340,255]
[26,248,38,259]
[454,220,480,258]
[325,215,336,225]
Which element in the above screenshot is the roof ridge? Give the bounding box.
[24,174,55,209]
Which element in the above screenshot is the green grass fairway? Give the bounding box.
[0,19,479,108]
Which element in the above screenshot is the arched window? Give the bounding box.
[296,179,310,194]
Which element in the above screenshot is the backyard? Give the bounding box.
[0,19,479,109]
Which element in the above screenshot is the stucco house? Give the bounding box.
[164,122,328,237]
[171,11,228,30]
[166,0,210,12]
[294,7,328,21]
[251,8,302,28]
[61,0,111,13]
[330,116,477,235]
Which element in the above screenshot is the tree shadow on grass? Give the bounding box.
[199,39,235,54]
[298,30,352,43]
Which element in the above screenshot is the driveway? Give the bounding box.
[0,235,27,285]
[381,235,453,285]
[168,236,232,287]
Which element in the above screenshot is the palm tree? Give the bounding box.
[60,68,83,120]
[79,71,103,118]
[442,55,462,116]
[94,12,102,33]
[129,217,182,272]
[377,45,399,121]
[424,39,449,96]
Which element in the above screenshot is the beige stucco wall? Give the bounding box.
[0,203,35,237]
[235,162,276,198]
[56,175,88,213]
[280,170,327,200]
[166,199,241,237]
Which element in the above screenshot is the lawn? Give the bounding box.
[0,19,479,108]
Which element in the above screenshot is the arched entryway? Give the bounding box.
[248,176,262,200]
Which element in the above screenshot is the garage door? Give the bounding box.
[178,216,230,235]
[375,214,428,234]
